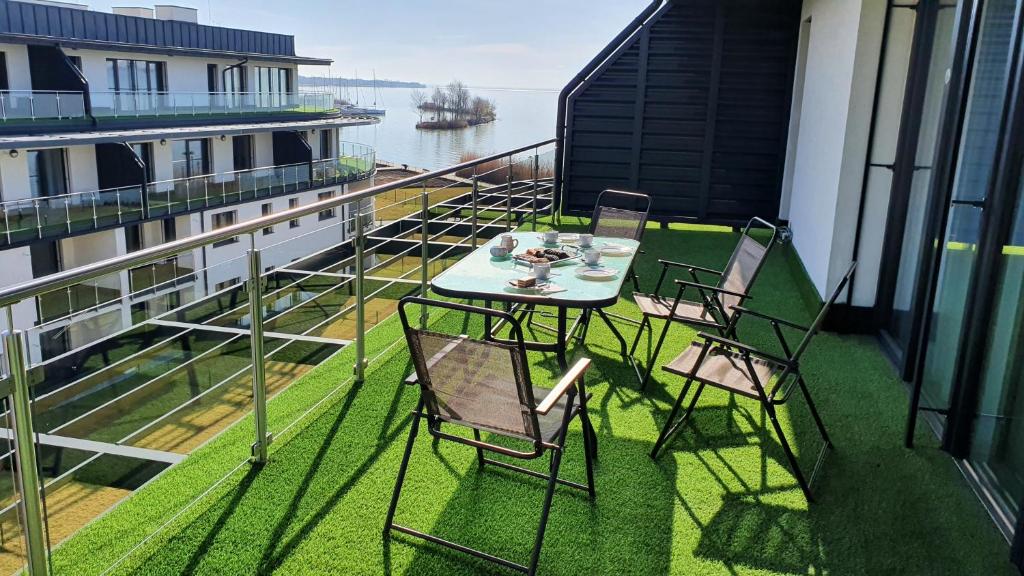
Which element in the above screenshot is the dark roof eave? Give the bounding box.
[0,34,332,66]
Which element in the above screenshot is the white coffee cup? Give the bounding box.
[583,249,601,266]
[542,231,559,244]
[490,246,509,258]
[533,262,551,281]
[579,234,594,248]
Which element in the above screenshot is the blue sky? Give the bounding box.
[86,0,653,89]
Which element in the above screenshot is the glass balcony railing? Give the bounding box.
[128,254,197,295]
[89,91,336,119]
[0,90,87,122]
[0,140,555,575]
[0,142,375,246]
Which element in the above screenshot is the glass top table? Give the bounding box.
[431,232,639,368]
[431,232,640,308]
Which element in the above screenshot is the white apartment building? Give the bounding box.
[0,0,377,363]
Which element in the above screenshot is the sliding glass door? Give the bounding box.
[970,171,1024,523]
[918,0,1018,416]
[883,2,960,365]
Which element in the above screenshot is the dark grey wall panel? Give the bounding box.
[0,0,300,59]
[562,0,801,225]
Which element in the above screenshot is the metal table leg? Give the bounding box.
[596,307,629,360]
[557,306,568,370]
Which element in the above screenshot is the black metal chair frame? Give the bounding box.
[649,263,856,502]
[629,217,778,389]
[385,297,597,576]
[589,189,652,293]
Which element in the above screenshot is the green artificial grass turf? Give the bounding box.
[51,218,1016,575]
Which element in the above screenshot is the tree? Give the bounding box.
[430,86,447,120]
[410,89,426,121]
[470,96,495,121]
[446,80,470,117]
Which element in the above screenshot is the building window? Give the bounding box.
[262,203,274,235]
[126,224,143,253]
[207,64,218,93]
[132,142,155,182]
[215,278,240,292]
[222,66,246,94]
[318,192,336,221]
[289,198,300,228]
[320,129,333,160]
[254,66,291,107]
[0,52,8,91]
[212,211,238,247]
[163,218,177,242]
[106,59,165,92]
[171,139,211,180]
[233,135,255,171]
[28,149,68,198]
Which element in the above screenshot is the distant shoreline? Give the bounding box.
[298,77,427,89]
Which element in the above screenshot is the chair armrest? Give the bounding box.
[536,358,591,415]
[696,332,791,368]
[673,279,748,300]
[730,306,808,331]
[658,260,722,276]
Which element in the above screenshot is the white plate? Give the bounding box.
[575,267,618,281]
[599,243,634,257]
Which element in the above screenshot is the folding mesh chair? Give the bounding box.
[649,263,857,502]
[629,217,777,389]
[590,189,651,292]
[385,297,597,575]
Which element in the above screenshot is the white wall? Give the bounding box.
[0,151,31,202]
[66,145,98,193]
[784,0,886,303]
[201,184,347,289]
[254,132,275,167]
[0,43,31,90]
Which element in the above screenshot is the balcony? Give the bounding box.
[0,91,87,123]
[0,142,375,247]
[0,141,1010,576]
[89,91,337,121]
[0,90,342,129]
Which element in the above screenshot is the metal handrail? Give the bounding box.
[0,139,552,308]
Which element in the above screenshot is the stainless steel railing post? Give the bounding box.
[470,174,479,249]
[506,155,513,231]
[420,183,429,328]
[246,244,270,464]
[531,152,539,231]
[4,329,50,576]
[353,206,367,383]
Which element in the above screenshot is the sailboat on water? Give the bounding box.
[338,68,386,117]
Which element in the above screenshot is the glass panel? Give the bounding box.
[920,0,1018,414]
[889,2,960,350]
[970,166,1024,516]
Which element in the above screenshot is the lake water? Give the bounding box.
[331,87,559,170]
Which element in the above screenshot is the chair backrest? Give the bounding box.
[716,217,778,320]
[790,262,857,362]
[398,297,542,441]
[590,189,652,241]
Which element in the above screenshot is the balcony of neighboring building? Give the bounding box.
[0,141,375,248]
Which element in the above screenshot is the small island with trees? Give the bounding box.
[412,81,496,130]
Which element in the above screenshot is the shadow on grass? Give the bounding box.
[393,431,676,576]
